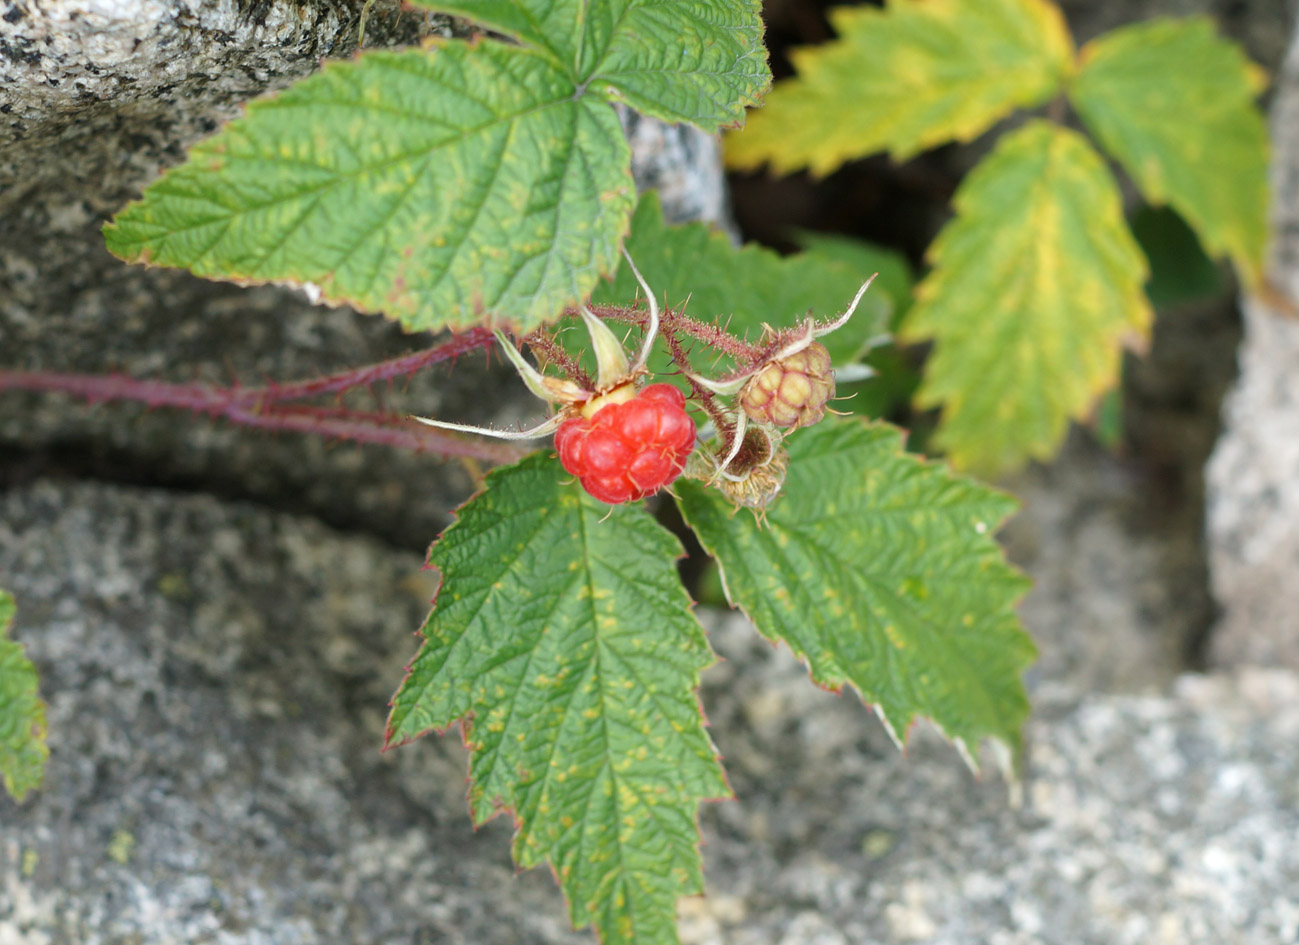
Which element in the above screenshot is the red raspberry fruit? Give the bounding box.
[554,383,696,504]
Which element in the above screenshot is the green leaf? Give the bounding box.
[106,45,634,332]
[840,344,922,422]
[413,0,770,127]
[1092,387,1124,453]
[106,2,770,333]
[676,419,1034,768]
[592,193,897,368]
[1069,17,1268,286]
[726,0,1074,176]
[387,453,727,945]
[793,231,915,328]
[0,590,48,802]
[899,121,1153,475]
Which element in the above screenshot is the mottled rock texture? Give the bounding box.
[1207,21,1299,670]
[3,481,1298,944]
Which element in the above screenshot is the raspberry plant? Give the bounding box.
[2,0,1263,942]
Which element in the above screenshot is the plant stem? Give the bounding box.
[586,303,764,363]
[659,328,732,433]
[521,328,594,390]
[0,365,525,465]
[251,328,496,404]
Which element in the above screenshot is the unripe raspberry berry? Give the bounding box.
[554,383,696,504]
[739,342,834,430]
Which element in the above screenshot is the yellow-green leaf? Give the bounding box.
[726,0,1074,176]
[1069,17,1269,285]
[1,590,48,802]
[900,121,1152,475]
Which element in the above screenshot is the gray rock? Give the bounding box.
[4,481,1298,945]
[1207,23,1299,669]
[0,479,586,944]
[998,436,1198,695]
[691,617,1299,945]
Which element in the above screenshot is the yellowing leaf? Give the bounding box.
[726,0,1073,176]
[1,591,48,803]
[900,121,1152,475]
[1069,17,1269,285]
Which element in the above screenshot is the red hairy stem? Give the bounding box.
[659,328,731,432]
[520,329,594,390]
[249,327,496,404]
[222,403,525,463]
[0,368,525,465]
[583,303,764,363]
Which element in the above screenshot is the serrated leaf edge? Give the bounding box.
[678,418,1033,779]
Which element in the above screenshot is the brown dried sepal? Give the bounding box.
[719,447,789,515]
[739,341,834,430]
[707,426,789,520]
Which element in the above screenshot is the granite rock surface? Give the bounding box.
[1207,20,1299,670]
[2,481,1298,945]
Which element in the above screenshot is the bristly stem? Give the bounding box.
[520,328,594,390]
[249,328,496,404]
[0,366,525,465]
[585,303,764,363]
[0,300,773,468]
[659,327,731,432]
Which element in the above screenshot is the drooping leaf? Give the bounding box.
[1069,17,1268,285]
[726,0,1074,176]
[676,419,1034,769]
[387,453,727,945]
[106,2,770,333]
[0,590,48,802]
[591,193,901,369]
[899,121,1153,474]
[414,0,770,127]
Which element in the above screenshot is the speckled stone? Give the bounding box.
[0,479,586,944]
[3,481,1298,944]
[692,616,1299,945]
[1207,21,1299,670]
